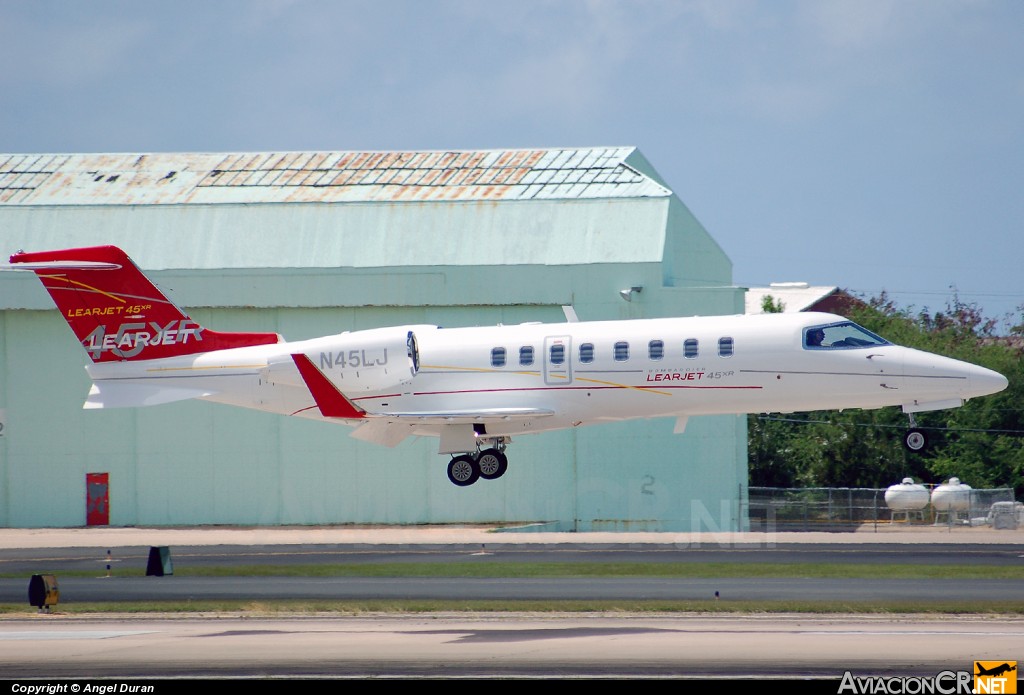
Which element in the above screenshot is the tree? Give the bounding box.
[749,293,1024,494]
[761,295,786,313]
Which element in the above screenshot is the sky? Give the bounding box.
[2,0,1022,330]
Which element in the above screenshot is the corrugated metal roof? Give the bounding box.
[0,147,672,206]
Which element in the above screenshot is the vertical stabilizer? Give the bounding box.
[10,245,280,362]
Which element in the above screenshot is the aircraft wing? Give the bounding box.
[347,408,554,448]
[291,353,553,447]
[84,380,217,409]
[368,408,555,423]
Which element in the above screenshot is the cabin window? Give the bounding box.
[579,343,595,364]
[519,346,534,366]
[614,341,630,362]
[684,338,698,358]
[718,337,734,358]
[491,347,506,368]
[550,344,565,365]
[648,340,664,361]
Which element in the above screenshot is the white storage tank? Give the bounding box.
[885,478,930,511]
[931,477,972,512]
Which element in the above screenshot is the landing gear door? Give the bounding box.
[543,335,572,386]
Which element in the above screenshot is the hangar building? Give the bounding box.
[0,147,746,530]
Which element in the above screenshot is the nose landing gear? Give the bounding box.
[903,414,928,453]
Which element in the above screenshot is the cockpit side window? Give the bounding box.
[803,321,890,350]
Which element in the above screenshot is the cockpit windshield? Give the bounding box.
[803,321,890,350]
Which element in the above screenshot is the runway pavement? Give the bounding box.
[2,521,1022,549]
[3,613,1022,679]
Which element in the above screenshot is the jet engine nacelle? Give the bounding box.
[263,327,421,393]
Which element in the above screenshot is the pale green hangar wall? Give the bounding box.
[1,272,745,531]
[0,160,747,531]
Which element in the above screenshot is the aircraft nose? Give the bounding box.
[901,348,1008,405]
[969,364,1009,398]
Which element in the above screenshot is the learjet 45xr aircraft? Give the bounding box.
[8,245,1009,486]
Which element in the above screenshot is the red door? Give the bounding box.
[86,473,109,526]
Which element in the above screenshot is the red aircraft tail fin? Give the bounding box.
[9,245,280,363]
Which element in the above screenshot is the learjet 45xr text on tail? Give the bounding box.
[8,246,1009,486]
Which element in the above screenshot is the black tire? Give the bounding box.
[477,448,508,480]
[447,455,480,486]
[904,428,927,453]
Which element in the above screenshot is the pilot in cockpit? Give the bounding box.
[806,328,825,347]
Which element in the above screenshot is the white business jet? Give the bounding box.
[9,245,1008,486]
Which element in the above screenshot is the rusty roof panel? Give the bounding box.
[0,147,671,206]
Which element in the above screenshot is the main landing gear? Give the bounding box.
[447,441,509,487]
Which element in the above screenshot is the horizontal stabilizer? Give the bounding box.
[85,381,215,409]
[2,260,122,271]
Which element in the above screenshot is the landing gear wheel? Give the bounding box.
[904,428,927,453]
[447,455,480,486]
[477,448,508,480]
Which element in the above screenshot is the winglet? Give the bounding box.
[291,354,367,419]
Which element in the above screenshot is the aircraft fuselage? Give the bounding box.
[84,311,1006,442]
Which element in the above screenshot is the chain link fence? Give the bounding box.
[746,485,1018,531]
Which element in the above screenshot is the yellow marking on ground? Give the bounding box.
[41,274,126,304]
